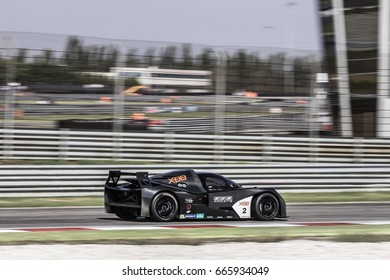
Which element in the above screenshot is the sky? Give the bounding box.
[0,0,321,52]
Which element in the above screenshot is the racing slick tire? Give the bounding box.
[252,193,279,221]
[150,192,179,222]
[114,208,138,221]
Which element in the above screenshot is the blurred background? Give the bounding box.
[0,0,389,164]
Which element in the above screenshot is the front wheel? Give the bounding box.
[252,193,279,221]
[150,192,178,222]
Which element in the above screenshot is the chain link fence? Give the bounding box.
[0,32,339,141]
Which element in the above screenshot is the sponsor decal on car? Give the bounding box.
[233,196,253,219]
[177,183,187,188]
[213,196,233,203]
[239,201,250,206]
[179,213,205,219]
[168,175,187,184]
[184,198,193,203]
[179,214,196,219]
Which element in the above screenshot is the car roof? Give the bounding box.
[151,169,205,194]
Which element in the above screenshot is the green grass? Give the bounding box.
[0,196,103,208]
[281,191,390,203]
[1,225,390,245]
[1,191,389,208]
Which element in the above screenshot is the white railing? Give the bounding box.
[0,164,389,197]
[2,128,390,164]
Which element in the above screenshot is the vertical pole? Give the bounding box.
[262,135,272,163]
[309,70,318,162]
[284,2,298,94]
[213,49,226,163]
[2,36,16,159]
[113,43,125,160]
[164,131,174,163]
[354,137,364,163]
[59,128,69,161]
[332,0,353,137]
[309,61,317,139]
[377,0,390,137]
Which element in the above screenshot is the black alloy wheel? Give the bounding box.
[252,193,279,221]
[150,192,178,222]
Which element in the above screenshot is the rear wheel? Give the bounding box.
[252,193,279,221]
[150,192,178,222]
[114,208,138,221]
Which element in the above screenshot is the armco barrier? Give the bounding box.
[1,128,390,163]
[0,164,389,197]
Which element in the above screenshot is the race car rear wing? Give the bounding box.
[105,170,150,188]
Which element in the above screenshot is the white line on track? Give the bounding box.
[2,220,390,233]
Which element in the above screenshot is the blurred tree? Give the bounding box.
[268,52,285,93]
[160,46,177,68]
[34,49,56,64]
[245,52,262,92]
[196,48,215,71]
[17,63,76,84]
[16,63,112,85]
[16,49,28,64]
[64,36,82,67]
[0,59,6,84]
[126,48,141,68]
[96,46,107,71]
[104,45,118,71]
[232,50,248,91]
[181,44,193,69]
[293,57,312,94]
[86,46,99,69]
[3,35,316,95]
[143,48,156,67]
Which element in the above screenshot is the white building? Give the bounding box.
[111,66,212,94]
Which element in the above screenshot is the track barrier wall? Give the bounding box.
[0,163,389,197]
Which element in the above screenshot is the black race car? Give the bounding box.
[104,169,287,222]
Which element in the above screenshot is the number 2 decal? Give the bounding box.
[233,197,252,219]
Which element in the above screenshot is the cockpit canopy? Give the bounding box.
[150,169,242,193]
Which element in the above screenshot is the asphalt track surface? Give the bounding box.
[1,203,390,229]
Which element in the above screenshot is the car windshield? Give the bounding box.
[226,178,242,189]
[197,173,242,191]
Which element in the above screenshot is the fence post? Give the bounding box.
[213,49,227,163]
[3,128,14,159]
[164,132,175,162]
[332,0,353,137]
[263,135,273,163]
[309,136,319,162]
[2,36,16,160]
[112,131,123,161]
[59,129,69,161]
[354,137,364,163]
[112,43,125,160]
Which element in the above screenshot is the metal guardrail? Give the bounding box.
[1,128,390,163]
[0,164,389,197]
